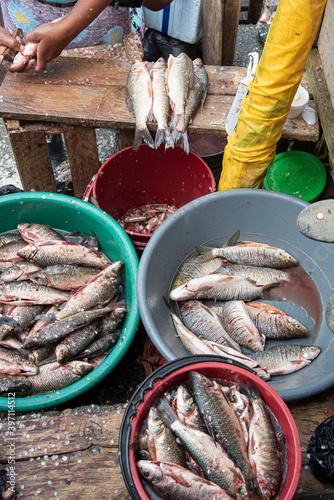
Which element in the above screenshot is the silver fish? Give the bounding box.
[247,345,321,375]
[126,60,154,151]
[174,58,208,153]
[196,242,298,269]
[221,301,265,352]
[17,222,65,243]
[170,274,278,302]
[166,53,194,133]
[245,302,309,339]
[0,281,70,306]
[151,57,171,148]
[0,346,39,376]
[29,264,101,290]
[213,264,290,285]
[137,460,235,500]
[55,320,100,364]
[179,300,242,351]
[0,260,42,282]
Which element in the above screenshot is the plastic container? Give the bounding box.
[137,189,334,402]
[143,0,202,45]
[0,192,140,412]
[287,85,309,119]
[263,151,327,202]
[86,145,215,254]
[189,134,227,185]
[119,355,302,500]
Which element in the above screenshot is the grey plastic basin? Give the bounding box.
[137,189,334,402]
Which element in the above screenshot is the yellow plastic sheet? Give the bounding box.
[218,0,327,191]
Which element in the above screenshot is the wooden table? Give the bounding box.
[0,35,319,198]
[1,382,334,498]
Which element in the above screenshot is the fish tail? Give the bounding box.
[164,132,175,149]
[195,246,216,260]
[156,398,178,429]
[173,130,189,154]
[155,127,169,149]
[37,354,57,367]
[260,281,281,296]
[134,127,155,151]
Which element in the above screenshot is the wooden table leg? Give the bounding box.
[5,125,57,193]
[63,126,101,199]
[119,128,135,150]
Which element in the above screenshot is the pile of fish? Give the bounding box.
[166,231,321,380]
[126,53,208,153]
[0,223,127,396]
[137,371,285,499]
[118,203,177,235]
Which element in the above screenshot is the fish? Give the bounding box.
[228,385,251,446]
[173,58,208,153]
[0,239,27,262]
[146,405,186,466]
[220,301,265,352]
[55,320,100,364]
[76,331,119,359]
[163,297,218,355]
[10,41,37,71]
[26,345,55,365]
[17,222,65,243]
[156,398,246,497]
[150,57,171,148]
[0,304,46,339]
[53,261,123,321]
[246,345,321,376]
[245,302,309,339]
[0,281,70,306]
[196,242,298,269]
[0,231,24,246]
[0,373,32,394]
[165,53,194,134]
[28,264,101,290]
[170,274,278,302]
[137,460,235,500]
[179,300,242,352]
[188,371,260,499]
[171,231,240,289]
[23,304,114,349]
[173,384,207,434]
[98,306,127,337]
[125,60,154,151]
[0,260,42,282]
[24,360,94,394]
[213,264,290,285]
[17,240,110,268]
[0,346,39,376]
[242,382,283,499]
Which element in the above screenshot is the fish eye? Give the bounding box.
[143,470,150,478]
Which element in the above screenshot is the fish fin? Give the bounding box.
[224,230,240,247]
[37,355,57,367]
[196,245,214,254]
[164,132,175,150]
[134,127,155,151]
[155,128,170,149]
[173,130,189,155]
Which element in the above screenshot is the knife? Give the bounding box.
[0,28,24,87]
[225,51,259,136]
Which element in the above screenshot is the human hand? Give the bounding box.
[26,18,73,72]
[0,26,25,59]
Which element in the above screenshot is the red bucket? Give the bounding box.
[84,145,216,254]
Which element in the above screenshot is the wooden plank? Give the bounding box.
[5,128,57,193]
[306,49,334,175]
[317,0,334,109]
[62,126,100,198]
[222,0,242,66]
[202,0,224,65]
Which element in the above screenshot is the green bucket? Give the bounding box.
[0,192,140,412]
[263,151,327,203]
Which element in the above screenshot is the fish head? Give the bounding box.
[188,370,215,394]
[175,384,195,417]
[17,245,37,260]
[137,460,163,484]
[105,261,123,278]
[193,58,204,69]
[147,406,164,436]
[279,250,298,267]
[0,316,19,338]
[301,345,321,361]
[56,344,70,363]
[29,272,48,286]
[246,337,264,352]
[236,485,248,500]
[69,360,94,377]
[286,318,308,337]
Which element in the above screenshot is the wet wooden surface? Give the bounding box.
[1,384,334,498]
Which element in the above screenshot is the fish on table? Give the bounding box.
[150,57,171,149]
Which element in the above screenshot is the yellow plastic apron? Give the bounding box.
[218,0,327,191]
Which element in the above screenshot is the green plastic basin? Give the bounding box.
[0,192,140,412]
[263,151,327,203]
